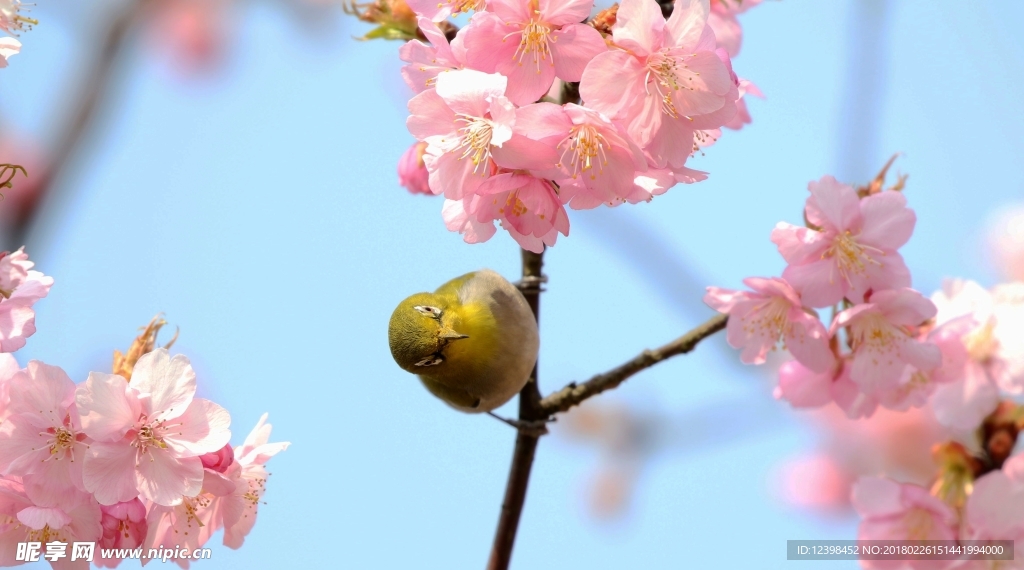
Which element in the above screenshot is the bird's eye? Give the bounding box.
[413,305,442,319]
[415,354,444,367]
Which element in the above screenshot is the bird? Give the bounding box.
[388,269,539,413]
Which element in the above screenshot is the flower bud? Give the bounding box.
[398,141,431,195]
[200,443,235,473]
[99,499,148,551]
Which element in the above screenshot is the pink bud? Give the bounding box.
[99,499,148,550]
[200,443,234,473]
[398,141,431,195]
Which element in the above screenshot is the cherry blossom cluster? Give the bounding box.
[0,250,287,569]
[704,173,954,418]
[705,171,1024,427]
[0,0,34,68]
[393,0,759,252]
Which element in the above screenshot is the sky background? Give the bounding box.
[3,0,1024,568]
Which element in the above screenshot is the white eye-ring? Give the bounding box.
[415,355,444,367]
[414,305,442,318]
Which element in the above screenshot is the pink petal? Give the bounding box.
[611,0,665,56]
[130,349,196,421]
[872,288,937,326]
[770,222,827,265]
[442,199,497,244]
[435,69,508,117]
[17,506,72,530]
[76,372,139,442]
[703,286,752,313]
[898,338,942,372]
[500,49,558,107]
[786,311,836,374]
[805,176,861,232]
[539,0,593,26]
[136,452,204,507]
[461,13,520,74]
[491,134,559,172]
[858,191,916,250]
[8,361,74,427]
[550,24,607,82]
[665,0,710,49]
[163,398,231,456]
[782,259,845,308]
[579,51,647,118]
[84,442,140,505]
[849,251,911,303]
[407,89,457,141]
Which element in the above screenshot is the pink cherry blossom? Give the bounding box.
[852,477,958,570]
[399,17,466,93]
[462,0,607,106]
[772,177,915,307]
[222,413,289,549]
[397,141,431,195]
[75,349,231,507]
[407,0,481,23]
[512,102,647,209]
[0,247,53,353]
[0,476,102,569]
[707,0,760,57]
[0,36,18,68]
[407,69,557,200]
[832,288,941,393]
[0,362,89,509]
[452,170,570,253]
[705,277,835,373]
[580,0,739,169]
[925,314,1000,430]
[94,499,148,568]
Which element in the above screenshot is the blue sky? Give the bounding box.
[3,0,1024,568]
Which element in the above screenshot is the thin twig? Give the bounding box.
[540,313,728,416]
[487,248,545,570]
[9,0,153,248]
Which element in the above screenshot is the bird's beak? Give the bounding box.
[439,328,469,341]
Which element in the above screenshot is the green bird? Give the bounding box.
[388,269,539,413]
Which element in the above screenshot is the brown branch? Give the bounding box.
[487,248,545,570]
[539,313,728,416]
[9,0,153,248]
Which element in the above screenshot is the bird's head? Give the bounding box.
[388,292,470,373]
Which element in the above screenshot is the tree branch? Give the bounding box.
[539,313,728,416]
[9,0,152,248]
[487,248,545,570]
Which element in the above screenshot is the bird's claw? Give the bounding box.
[514,274,548,294]
[487,411,554,436]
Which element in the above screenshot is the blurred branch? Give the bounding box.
[540,314,728,416]
[10,0,153,248]
[488,248,545,570]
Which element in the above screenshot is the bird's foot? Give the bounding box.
[514,274,548,294]
[486,412,554,436]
